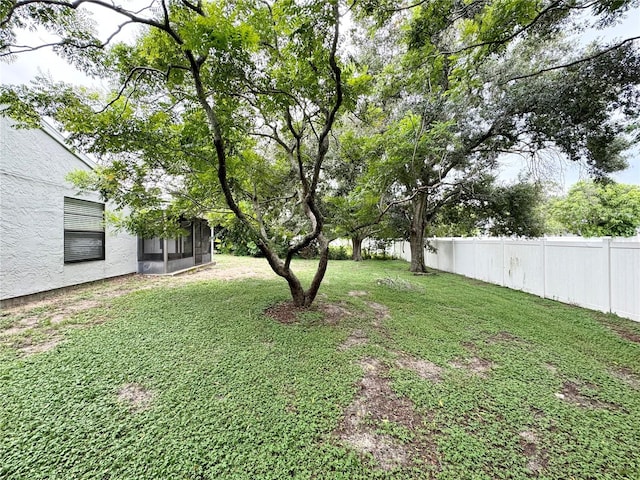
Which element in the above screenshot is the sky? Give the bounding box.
[1,3,639,190]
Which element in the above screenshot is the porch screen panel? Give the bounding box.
[64,197,105,263]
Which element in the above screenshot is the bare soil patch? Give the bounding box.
[117,383,154,411]
[396,355,443,382]
[1,315,40,336]
[318,303,351,325]
[450,356,494,377]
[596,317,640,344]
[554,381,617,409]
[334,357,439,472]
[338,329,368,351]
[18,337,62,356]
[265,301,351,325]
[610,367,640,389]
[264,302,307,324]
[518,430,548,474]
[609,326,640,344]
[365,302,390,318]
[348,291,369,297]
[64,300,102,313]
[190,265,275,282]
[365,302,391,328]
[486,331,527,344]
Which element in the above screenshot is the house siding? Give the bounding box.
[0,116,138,302]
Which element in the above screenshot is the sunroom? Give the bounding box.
[137,218,212,274]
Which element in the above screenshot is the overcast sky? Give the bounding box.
[1,4,638,188]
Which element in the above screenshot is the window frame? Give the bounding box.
[63,197,106,264]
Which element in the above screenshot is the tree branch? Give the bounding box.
[500,36,640,84]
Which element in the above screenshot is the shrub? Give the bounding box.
[328,245,351,260]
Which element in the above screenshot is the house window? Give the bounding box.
[64,197,105,263]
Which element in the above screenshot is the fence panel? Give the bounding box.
[610,240,640,322]
[544,239,610,312]
[504,239,545,296]
[392,236,639,322]
[475,239,505,286]
[431,239,454,272]
[452,239,476,278]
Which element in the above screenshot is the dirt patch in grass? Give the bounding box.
[338,329,369,351]
[595,316,640,344]
[609,326,640,344]
[611,367,640,389]
[64,300,102,313]
[192,265,275,282]
[334,357,439,472]
[264,302,307,324]
[318,303,351,325]
[396,355,443,382]
[18,337,62,356]
[365,302,391,328]
[0,315,40,336]
[554,381,617,409]
[486,331,527,344]
[518,430,548,474]
[265,301,351,325]
[117,383,154,411]
[348,291,369,297]
[450,356,494,377]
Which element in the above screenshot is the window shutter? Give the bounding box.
[64,197,105,263]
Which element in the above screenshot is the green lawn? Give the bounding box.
[1,256,639,479]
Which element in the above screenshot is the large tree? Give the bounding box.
[1,0,366,307]
[354,0,640,272]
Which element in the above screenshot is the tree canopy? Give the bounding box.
[547,181,640,237]
[344,0,640,271]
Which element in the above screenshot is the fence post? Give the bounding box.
[501,237,506,287]
[542,237,547,299]
[474,238,478,279]
[605,237,612,314]
[452,238,456,273]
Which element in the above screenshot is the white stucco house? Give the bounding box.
[1,115,214,306]
[0,115,139,306]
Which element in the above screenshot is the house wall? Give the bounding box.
[0,116,138,302]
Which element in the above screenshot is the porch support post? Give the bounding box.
[163,238,168,274]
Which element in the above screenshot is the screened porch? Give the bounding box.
[137,219,212,274]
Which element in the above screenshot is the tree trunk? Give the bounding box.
[352,235,363,261]
[260,235,329,308]
[305,234,330,306]
[409,192,428,273]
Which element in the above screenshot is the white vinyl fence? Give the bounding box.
[391,237,640,322]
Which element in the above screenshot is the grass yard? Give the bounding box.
[1,255,639,479]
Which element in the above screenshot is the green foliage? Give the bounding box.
[214,218,288,257]
[434,180,547,237]
[328,244,352,260]
[548,181,640,237]
[362,240,392,260]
